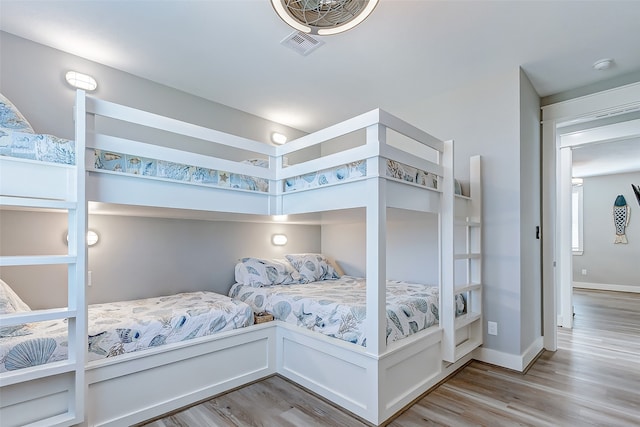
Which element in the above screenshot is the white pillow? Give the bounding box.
[234,258,302,287]
[284,253,341,283]
[0,278,31,314]
[0,93,34,133]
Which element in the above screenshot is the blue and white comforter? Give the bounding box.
[229,276,450,346]
[0,291,254,372]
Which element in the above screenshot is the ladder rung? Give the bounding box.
[1,308,77,327]
[455,283,482,293]
[455,219,481,227]
[0,360,77,387]
[0,255,77,267]
[454,253,481,260]
[455,311,482,329]
[454,337,483,360]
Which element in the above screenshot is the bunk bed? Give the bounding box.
[0,90,482,427]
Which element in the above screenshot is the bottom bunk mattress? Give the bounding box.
[229,276,464,346]
[0,291,254,373]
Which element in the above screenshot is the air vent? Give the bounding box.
[280,31,325,56]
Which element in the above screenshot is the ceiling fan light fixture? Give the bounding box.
[271,0,379,36]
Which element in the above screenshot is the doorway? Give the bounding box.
[541,82,640,351]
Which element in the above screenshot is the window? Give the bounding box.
[572,182,583,255]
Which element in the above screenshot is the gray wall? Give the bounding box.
[322,210,440,285]
[573,171,640,288]
[0,210,320,309]
[399,70,527,356]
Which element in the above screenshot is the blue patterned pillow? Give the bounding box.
[0,279,31,314]
[235,258,302,287]
[284,253,340,283]
[0,93,34,133]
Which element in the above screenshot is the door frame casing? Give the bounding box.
[541,82,640,351]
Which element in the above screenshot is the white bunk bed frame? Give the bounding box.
[0,90,482,427]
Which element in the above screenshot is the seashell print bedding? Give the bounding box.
[229,276,464,346]
[0,291,254,373]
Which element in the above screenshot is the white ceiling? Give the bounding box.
[572,138,640,178]
[1,0,640,179]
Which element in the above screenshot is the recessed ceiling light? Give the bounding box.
[592,58,614,71]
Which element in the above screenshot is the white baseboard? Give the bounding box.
[573,281,640,294]
[472,337,543,372]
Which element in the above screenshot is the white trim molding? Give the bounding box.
[473,337,544,372]
[573,281,640,294]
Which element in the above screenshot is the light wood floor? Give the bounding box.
[142,289,640,427]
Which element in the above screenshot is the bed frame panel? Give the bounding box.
[86,170,272,215]
[275,322,471,425]
[0,158,75,201]
[83,325,276,427]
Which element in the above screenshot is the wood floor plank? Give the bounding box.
[141,289,640,426]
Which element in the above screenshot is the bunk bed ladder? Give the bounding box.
[0,91,87,426]
[442,154,482,363]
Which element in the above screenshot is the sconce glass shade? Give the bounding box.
[272,234,288,246]
[271,0,379,36]
[86,230,99,246]
[65,71,97,91]
[66,230,99,246]
[271,132,288,145]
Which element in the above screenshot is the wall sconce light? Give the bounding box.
[86,230,99,246]
[272,215,288,222]
[65,71,98,91]
[271,132,287,145]
[272,234,288,246]
[66,230,100,246]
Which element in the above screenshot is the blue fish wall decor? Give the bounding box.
[613,195,630,244]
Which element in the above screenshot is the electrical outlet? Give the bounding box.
[581,269,587,276]
[88,270,93,287]
[488,321,498,336]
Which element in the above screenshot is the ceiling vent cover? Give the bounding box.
[280,31,325,56]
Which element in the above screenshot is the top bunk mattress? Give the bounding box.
[229,276,461,346]
[0,291,254,373]
[0,128,75,165]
